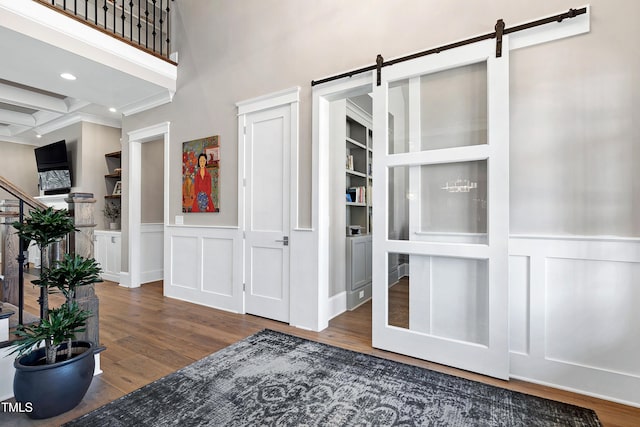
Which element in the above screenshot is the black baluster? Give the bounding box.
[129,1,133,41]
[137,0,141,46]
[121,0,126,38]
[74,0,77,15]
[165,0,171,59]
[17,200,25,325]
[103,0,108,30]
[152,0,157,53]
[85,0,89,20]
[159,0,163,56]
[63,0,67,10]
[145,2,149,49]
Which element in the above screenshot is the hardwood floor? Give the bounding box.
[2,279,639,426]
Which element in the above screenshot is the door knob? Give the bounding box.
[275,236,289,246]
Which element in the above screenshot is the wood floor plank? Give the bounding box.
[1,279,638,426]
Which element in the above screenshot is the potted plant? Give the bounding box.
[8,207,103,419]
[103,201,120,230]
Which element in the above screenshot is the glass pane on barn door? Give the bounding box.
[387,253,489,347]
[388,61,488,155]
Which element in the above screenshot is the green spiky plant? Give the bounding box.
[12,207,77,317]
[9,253,102,364]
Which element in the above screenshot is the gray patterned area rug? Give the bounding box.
[65,329,601,426]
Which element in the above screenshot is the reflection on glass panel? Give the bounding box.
[387,165,410,240]
[388,81,409,154]
[421,62,487,150]
[388,161,487,243]
[387,253,489,346]
[420,160,487,239]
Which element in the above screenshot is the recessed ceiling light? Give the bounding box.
[60,73,77,81]
[109,107,117,113]
[36,134,42,138]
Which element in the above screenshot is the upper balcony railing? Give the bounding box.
[34,0,176,63]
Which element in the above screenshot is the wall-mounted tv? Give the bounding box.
[34,140,72,195]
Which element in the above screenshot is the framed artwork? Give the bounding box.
[112,181,122,196]
[182,135,220,213]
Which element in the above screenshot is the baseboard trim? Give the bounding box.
[328,291,346,320]
[141,269,163,284]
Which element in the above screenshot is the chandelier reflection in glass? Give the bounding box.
[441,179,478,193]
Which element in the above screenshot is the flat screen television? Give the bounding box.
[34,140,72,195]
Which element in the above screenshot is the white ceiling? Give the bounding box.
[0,2,176,146]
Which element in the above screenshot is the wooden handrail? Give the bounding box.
[0,176,47,210]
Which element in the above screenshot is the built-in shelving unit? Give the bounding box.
[344,100,373,309]
[104,151,122,200]
[345,107,373,236]
[103,151,122,231]
[329,98,377,311]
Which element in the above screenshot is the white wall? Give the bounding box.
[122,0,640,239]
[509,7,640,236]
[119,0,640,404]
[0,141,39,195]
[141,138,164,224]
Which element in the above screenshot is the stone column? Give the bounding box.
[65,193,100,348]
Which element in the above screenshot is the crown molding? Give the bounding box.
[120,90,174,117]
[34,112,121,136]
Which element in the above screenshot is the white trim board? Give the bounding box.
[236,87,300,115]
[127,121,170,289]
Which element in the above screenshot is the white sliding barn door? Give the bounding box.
[372,38,510,379]
[242,105,291,323]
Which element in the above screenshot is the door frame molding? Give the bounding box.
[125,121,170,288]
[236,87,300,321]
[312,73,374,330]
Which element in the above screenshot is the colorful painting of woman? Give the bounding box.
[192,153,215,212]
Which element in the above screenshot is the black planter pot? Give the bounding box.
[13,341,95,419]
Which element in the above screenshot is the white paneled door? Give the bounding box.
[243,105,291,323]
[372,38,510,379]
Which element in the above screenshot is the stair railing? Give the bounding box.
[0,176,47,328]
[32,0,177,63]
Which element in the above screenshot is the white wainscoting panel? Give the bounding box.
[202,237,234,297]
[545,258,640,377]
[170,235,199,290]
[140,223,163,284]
[508,255,529,355]
[165,226,243,313]
[290,228,320,330]
[509,235,640,407]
